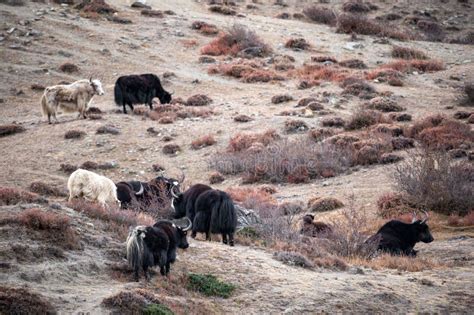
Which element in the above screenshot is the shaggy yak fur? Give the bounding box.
[67,168,120,207]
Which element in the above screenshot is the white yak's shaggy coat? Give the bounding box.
[67,169,120,207]
[41,79,104,124]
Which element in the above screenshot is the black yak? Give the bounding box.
[114,73,172,114]
[173,185,237,246]
[126,217,191,281]
[300,214,332,237]
[116,176,180,209]
[369,211,434,256]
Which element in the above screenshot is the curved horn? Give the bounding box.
[173,217,192,231]
[178,169,186,184]
[170,185,179,199]
[135,183,144,196]
[421,210,429,224]
[411,211,418,223]
[182,217,192,231]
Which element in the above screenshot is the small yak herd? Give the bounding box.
[47,73,433,281]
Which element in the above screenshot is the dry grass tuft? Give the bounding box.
[303,6,337,25]
[209,60,285,83]
[17,208,70,231]
[0,187,45,205]
[201,24,271,57]
[381,59,445,73]
[273,251,314,269]
[59,62,79,73]
[447,211,474,227]
[322,116,346,128]
[64,130,86,139]
[209,171,225,184]
[0,124,25,137]
[285,38,311,50]
[308,128,335,142]
[102,289,172,314]
[226,186,277,213]
[296,64,349,83]
[191,21,219,36]
[307,197,344,212]
[345,109,388,130]
[366,97,405,112]
[227,129,280,152]
[208,5,236,16]
[271,94,293,104]
[162,144,181,155]
[336,14,410,41]
[186,94,213,106]
[376,192,417,219]
[339,59,367,69]
[357,254,442,272]
[340,77,376,98]
[75,0,116,15]
[29,181,67,197]
[284,119,309,133]
[0,286,56,314]
[233,114,253,122]
[391,46,428,60]
[191,135,217,150]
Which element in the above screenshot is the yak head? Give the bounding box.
[160,90,172,104]
[412,211,434,243]
[172,217,192,249]
[90,78,105,96]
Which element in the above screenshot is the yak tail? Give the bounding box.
[210,192,237,234]
[114,82,123,107]
[126,226,147,272]
[193,209,211,233]
[40,92,51,117]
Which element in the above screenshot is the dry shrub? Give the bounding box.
[303,6,337,25]
[376,192,417,218]
[227,129,280,152]
[381,59,445,73]
[29,181,67,197]
[297,97,317,107]
[417,120,473,150]
[75,0,116,15]
[0,124,25,137]
[417,20,444,42]
[322,116,346,128]
[271,94,293,104]
[345,109,387,130]
[234,114,253,122]
[371,124,403,137]
[391,46,428,60]
[298,79,321,89]
[209,61,285,83]
[0,286,55,315]
[273,251,314,269]
[447,211,474,227]
[450,31,474,45]
[191,135,217,149]
[391,136,415,150]
[17,208,70,231]
[102,289,171,314]
[209,171,225,184]
[342,1,371,13]
[339,59,367,69]
[30,83,46,90]
[0,187,45,205]
[59,62,79,73]
[296,64,349,83]
[163,144,181,155]
[307,197,344,212]
[213,138,353,184]
[64,130,86,139]
[393,149,473,215]
[140,9,164,17]
[186,94,213,106]
[366,97,405,112]
[208,4,236,15]
[389,113,412,122]
[284,119,309,133]
[464,82,474,103]
[226,186,277,214]
[201,24,271,57]
[192,21,219,36]
[336,14,410,41]
[340,77,376,98]
[366,68,404,82]
[60,163,78,174]
[308,128,335,142]
[311,56,338,63]
[285,38,311,50]
[360,254,442,272]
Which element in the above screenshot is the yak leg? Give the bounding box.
[222,234,228,245]
[128,103,134,113]
[191,230,197,239]
[205,232,211,241]
[134,267,140,282]
[229,233,235,247]
[122,103,127,114]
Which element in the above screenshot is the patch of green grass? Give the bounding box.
[143,303,174,315]
[187,273,236,298]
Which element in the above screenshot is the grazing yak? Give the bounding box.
[41,78,105,124]
[116,176,181,209]
[173,184,237,246]
[368,211,434,256]
[67,169,120,207]
[300,214,332,237]
[114,73,172,114]
[126,217,192,281]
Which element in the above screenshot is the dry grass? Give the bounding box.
[209,61,285,83]
[0,286,55,314]
[381,59,445,73]
[0,187,45,205]
[308,128,336,142]
[345,109,388,130]
[102,289,172,314]
[64,130,86,139]
[307,197,344,212]
[191,134,217,150]
[366,97,405,112]
[339,59,367,69]
[208,5,236,16]
[201,24,271,57]
[59,62,79,73]
[186,94,213,106]
[285,38,311,50]
[322,117,346,128]
[233,114,253,122]
[0,124,25,137]
[29,181,67,197]
[303,6,337,25]
[352,254,443,272]
[284,119,309,134]
[340,77,376,98]
[226,186,277,213]
[227,129,280,152]
[391,46,428,60]
[17,208,70,231]
[209,171,225,184]
[163,144,181,155]
[336,14,410,41]
[295,64,349,83]
[271,94,293,104]
[447,211,474,227]
[273,251,314,269]
[376,192,417,219]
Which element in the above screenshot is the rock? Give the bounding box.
[131,1,151,9]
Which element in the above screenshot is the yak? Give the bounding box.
[114,73,172,114]
[126,217,192,281]
[116,176,180,209]
[173,184,237,246]
[67,169,120,207]
[369,211,434,256]
[41,78,104,124]
[300,214,332,237]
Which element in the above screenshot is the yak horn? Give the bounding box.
[173,217,192,231]
[170,185,179,199]
[135,183,144,195]
[421,210,429,224]
[178,169,186,184]
[411,211,418,223]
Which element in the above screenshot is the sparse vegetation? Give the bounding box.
[162,144,181,155]
[186,94,213,106]
[391,46,428,60]
[227,129,280,152]
[29,181,67,197]
[0,187,45,205]
[337,14,410,41]
[59,62,79,73]
[381,59,445,73]
[345,109,387,130]
[307,197,344,212]
[285,38,311,50]
[273,251,314,269]
[271,94,293,104]
[102,289,173,315]
[64,130,86,139]
[0,124,25,137]
[191,135,217,150]
[303,6,337,25]
[187,273,236,298]
[0,286,56,314]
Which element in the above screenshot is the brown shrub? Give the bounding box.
[345,109,387,130]
[342,1,371,13]
[376,192,417,218]
[307,197,344,212]
[191,135,217,150]
[450,31,474,45]
[322,117,346,128]
[208,5,236,15]
[297,79,320,89]
[86,106,102,114]
[234,114,253,122]
[447,211,474,227]
[102,289,167,314]
[296,97,317,107]
[209,61,284,83]
[209,171,225,184]
[201,24,271,57]
[366,68,404,82]
[336,14,410,41]
[393,149,473,215]
[284,119,309,133]
[271,94,293,104]
[29,181,67,197]
[226,187,277,213]
[389,113,412,122]
[296,64,349,83]
[75,0,116,15]
[59,163,78,174]
[391,136,415,150]
[0,286,55,314]
[379,153,403,164]
[0,124,25,137]
[416,120,473,150]
[30,83,46,90]
[311,56,338,63]
[391,46,428,60]
[417,20,444,42]
[366,97,405,112]
[371,124,403,137]
[59,62,79,73]
[162,144,181,155]
[339,59,367,69]
[227,129,280,152]
[186,94,213,106]
[64,130,86,139]
[285,38,310,50]
[406,114,446,138]
[388,77,404,86]
[303,6,337,25]
[340,77,376,98]
[308,128,335,142]
[17,208,70,231]
[381,60,445,73]
[0,187,45,205]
